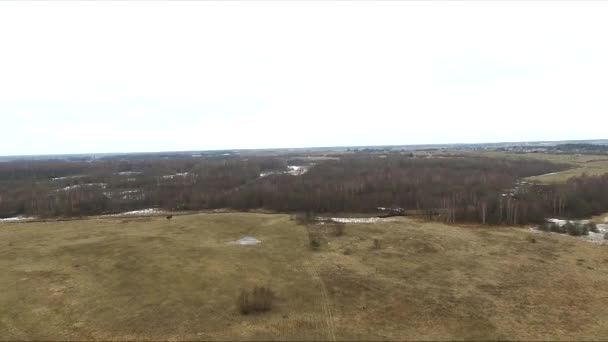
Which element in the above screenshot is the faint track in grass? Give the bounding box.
[304,259,337,342]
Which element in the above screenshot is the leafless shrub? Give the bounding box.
[238,286,275,315]
[309,232,321,251]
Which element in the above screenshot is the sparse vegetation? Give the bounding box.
[309,232,321,251]
[332,223,345,237]
[373,238,381,249]
[0,212,606,340]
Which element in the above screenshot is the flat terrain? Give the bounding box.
[469,151,608,183]
[1,213,607,341]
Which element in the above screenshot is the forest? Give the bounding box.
[1,153,608,225]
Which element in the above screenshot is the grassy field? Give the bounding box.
[468,151,608,183]
[1,213,607,341]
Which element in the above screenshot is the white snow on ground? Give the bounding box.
[537,172,558,177]
[55,183,107,192]
[287,165,309,176]
[226,236,261,245]
[533,219,607,244]
[547,218,568,227]
[117,171,142,176]
[105,190,145,200]
[161,172,189,179]
[52,175,85,181]
[259,171,280,177]
[111,208,163,216]
[546,218,590,227]
[260,166,310,178]
[376,207,404,213]
[0,216,36,222]
[581,223,608,244]
[321,217,396,224]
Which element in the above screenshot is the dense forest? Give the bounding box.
[1,154,608,225]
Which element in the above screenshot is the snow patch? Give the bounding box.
[111,208,163,216]
[260,165,310,178]
[117,171,142,176]
[52,175,85,181]
[287,165,308,176]
[161,172,190,179]
[547,218,568,227]
[0,216,36,222]
[56,183,107,192]
[546,218,590,227]
[321,217,396,224]
[535,219,607,244]
[376,207,404,213]
[537,172,558,177]
[226,236,261,245]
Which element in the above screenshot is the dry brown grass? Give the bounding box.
[332,223,345,237]
[0,213,607,341]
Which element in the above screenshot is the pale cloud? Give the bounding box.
[0,1,607,155]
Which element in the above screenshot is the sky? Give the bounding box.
[1,1,607,156]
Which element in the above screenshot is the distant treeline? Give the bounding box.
[552,143,608,153]
[1,154,608,224]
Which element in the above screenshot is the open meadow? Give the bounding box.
[1,213,607,341]
[471,151,608,184]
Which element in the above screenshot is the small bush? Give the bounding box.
[528,236,536,243]
[238,286,275,315]
[604,232,608,240]
[309,232,321,251]
[343,247,353,255]
[373,238,381,249]
[237,290,250,314]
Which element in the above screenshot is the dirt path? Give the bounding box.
[304,259,337,342]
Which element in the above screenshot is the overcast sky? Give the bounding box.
[1,1,607,155]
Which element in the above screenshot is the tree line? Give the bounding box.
[1,154,608,224]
